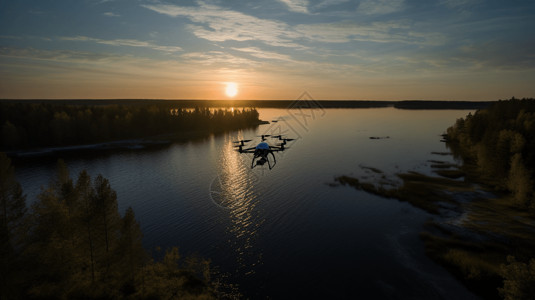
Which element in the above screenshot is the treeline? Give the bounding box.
[2,99,496,109]
[0,102,260,149]
[0,153,218,299]
[446,97,535,210]
[394,100,493,110]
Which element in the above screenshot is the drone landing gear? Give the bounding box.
[251,152,277,170]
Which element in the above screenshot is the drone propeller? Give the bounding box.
[271,135,295,140]
[270,144,289,151]
[232,139,252,143]
[234,146,256,153]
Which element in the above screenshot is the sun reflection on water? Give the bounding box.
[213,135,265,275]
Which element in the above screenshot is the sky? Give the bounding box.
[0,0,534,100]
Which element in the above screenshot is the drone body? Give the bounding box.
[232,135,294,169]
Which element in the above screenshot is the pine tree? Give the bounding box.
[76,170,98,285]
[25,160,84,298]
[116,207,147,294]
[0,152,27,300]
[508,154,533,207]
[92,174,121,278]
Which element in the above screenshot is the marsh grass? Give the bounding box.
[420,231,505,299]
[336,170,471,214]
[334,163,535,299]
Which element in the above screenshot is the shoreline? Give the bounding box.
[5,121,268,158]
[0,99,494,110]
[333,154,535,299]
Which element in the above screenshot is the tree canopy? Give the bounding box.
[446,97,535,210]
[1,102,260,150]
[0,154,217,299]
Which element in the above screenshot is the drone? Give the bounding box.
[232,135,295,169]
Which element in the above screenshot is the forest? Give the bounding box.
[442,97,535,299]
[0,153,222,299]
[446,97,535,210]
[0,102,260,150]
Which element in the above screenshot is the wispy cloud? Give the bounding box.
[232,47,293,61]
[103,12,120,17]
[181,51,258,66]
[141,1,443,49]
[60,36,182,52]
[278,0,310,14]
[313,0,350,10]
[439,0,481,9]
[438,0,482,17]
[456,40,535,70]
[296,21,446,45]
[142,2,303,48]
[358,0,405,15]
[0,47,125,63]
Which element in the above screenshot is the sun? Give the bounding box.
[225,82,238,98]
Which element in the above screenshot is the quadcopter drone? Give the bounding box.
[232,135,295,169]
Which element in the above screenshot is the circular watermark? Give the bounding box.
[209,174,241,209]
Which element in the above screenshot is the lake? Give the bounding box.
[13,107,479,299]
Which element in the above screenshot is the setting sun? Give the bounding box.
[225,82,238,98]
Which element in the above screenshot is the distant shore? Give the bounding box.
[5,122,268,158]
[0,99,494,109]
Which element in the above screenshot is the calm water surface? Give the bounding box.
[14,108,478,299]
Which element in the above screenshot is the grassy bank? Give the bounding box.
[335,162,535,299]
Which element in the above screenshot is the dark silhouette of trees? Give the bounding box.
[0,154,216,299]
[499,256,535,300]
[0,153,27,299]
[0,102,261,150]
[446,97,535,210]
[446,98,535,299]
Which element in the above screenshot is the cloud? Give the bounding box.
[142,2,303,48]
[439,0,481,9]
[296,21,445,45]
[277,0,310,13]
[456,40,535,70]
[60,36,182,52]
[232,47,293,61]
[358,0,405,15]
[103,12,120,17]
[181,51,258,66]
[313,0,351,10]
[0,46,124,63]
[141,1,438,49]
